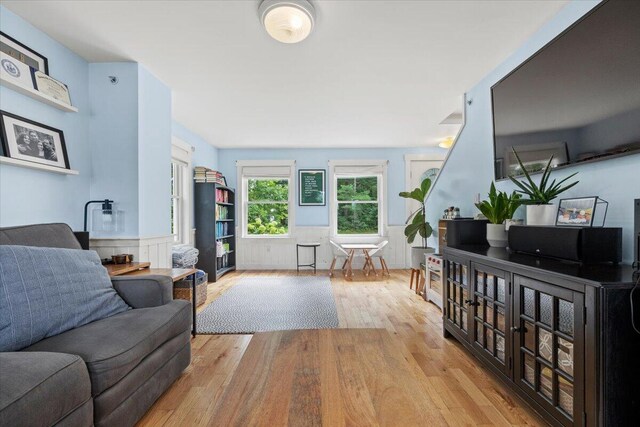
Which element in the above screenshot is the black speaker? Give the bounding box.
[445,219,489,247]
[508,225,622,264]
[635,199,640,268]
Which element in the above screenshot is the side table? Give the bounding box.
[296,243,320,273]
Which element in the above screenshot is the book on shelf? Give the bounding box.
[215,188,230,203]
[216,221,231,236]
[194,166,227,184]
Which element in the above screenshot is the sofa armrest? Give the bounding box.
[111,275,173,308]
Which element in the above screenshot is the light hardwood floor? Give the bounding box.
[138,270,547,427]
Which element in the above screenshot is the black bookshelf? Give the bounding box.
[194,183,236,281]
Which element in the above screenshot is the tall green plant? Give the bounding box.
[509,148,579,204]
[475,182,523,224]
[399,177,433,246]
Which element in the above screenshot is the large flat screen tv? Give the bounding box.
[491,0,640,180]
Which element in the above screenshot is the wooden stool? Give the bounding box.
[409,267,426,295]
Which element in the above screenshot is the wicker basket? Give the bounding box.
[173,273,208,307]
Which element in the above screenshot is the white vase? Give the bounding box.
[410,246,435,269]
[486,223,508,247]
[526,204,557,226]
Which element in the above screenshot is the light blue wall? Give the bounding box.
[218,147,446,227]
[138,66,171,237]
[172,121,218,169]
[0,6,90,230]
[426,0,640,263]
[88,62,139,236]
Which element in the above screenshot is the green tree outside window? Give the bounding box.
[336,176,379,235]
[246,178,289,235]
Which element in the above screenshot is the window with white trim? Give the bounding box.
[330,160,386,236]
[171,137,192,244]
[238,161,295,237]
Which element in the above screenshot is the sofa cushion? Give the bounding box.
[0,223,82,249]
[0,245,130,351]
[25,300,191,396]
[0,351,92,427]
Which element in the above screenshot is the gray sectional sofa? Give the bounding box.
[0,223,191,427]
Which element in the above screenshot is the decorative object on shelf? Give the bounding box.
[474,182,523,247]
[32,70,71,106]
[442,206,461,220]
[258,0,315,44]
[0,110,70,170]
[298,169,325,206]
[556,196,608,228]
[509,148,579,226]
[399,177,435,267]
[0,51,34,89]
[0,31,48,74]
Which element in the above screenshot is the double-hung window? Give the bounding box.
[170,161,183,242]
[171,137,192,244]
[238,160,295,237]
[330,160,386,236]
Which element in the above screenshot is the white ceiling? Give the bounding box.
[4,0,569,149]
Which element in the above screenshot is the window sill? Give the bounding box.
[241,235,295,241]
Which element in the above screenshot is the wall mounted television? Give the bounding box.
[491,0,640,181]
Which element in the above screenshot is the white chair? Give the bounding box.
[329,240,349,277]
[366,240,390,276]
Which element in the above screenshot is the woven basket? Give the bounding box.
[173,273,208,307]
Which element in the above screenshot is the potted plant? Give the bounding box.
[399,177,435,268]
[509,148,579,226]
[475,183,523,247]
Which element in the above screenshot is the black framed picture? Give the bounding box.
[0,31,49,75]
[298,169,326,206]
[0,110,70,170]
[556,197,597,227]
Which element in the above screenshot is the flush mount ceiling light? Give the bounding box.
[259,0,315,44]
[439,137,454,149]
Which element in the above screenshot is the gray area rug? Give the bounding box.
[197,276,339,334]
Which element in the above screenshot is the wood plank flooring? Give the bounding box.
[137,270,548,427]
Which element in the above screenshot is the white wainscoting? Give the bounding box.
[236,226,408,270]
[90,235,173,268]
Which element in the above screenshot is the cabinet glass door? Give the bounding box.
[470,263,511,377]
[444,258,469,339]
[513,275,584,426]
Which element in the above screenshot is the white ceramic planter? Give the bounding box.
[526,204,557,226]
[486,223,508,247]
[410,246,435,269]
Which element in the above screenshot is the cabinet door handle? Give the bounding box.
[510,326,522,333]
[464,299,479,306]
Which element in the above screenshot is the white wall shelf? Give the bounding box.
[0,76,78,113]
[0,156,79,175]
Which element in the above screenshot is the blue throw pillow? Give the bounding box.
[0,245,130,351]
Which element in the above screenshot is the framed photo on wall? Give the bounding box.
[298,169,326,206]
[0,31,49,74]
[556,197,598,227]
[0,110,70,170]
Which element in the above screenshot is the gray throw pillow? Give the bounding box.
[0,245,130,351]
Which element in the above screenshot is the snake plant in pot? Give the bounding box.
[399,177,434,268]
[509,148,579,226]
[475,183,523,247]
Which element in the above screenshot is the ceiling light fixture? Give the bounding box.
[259,0,315,44]
[439,137,454,149]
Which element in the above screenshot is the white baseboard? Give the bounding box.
[236,226,408,270]
[89,235,173,268]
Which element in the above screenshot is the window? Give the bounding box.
[170,161,184,243]
[336,176,379,234]
[238,160,295,237]
[330,160,386,236]
[171,137,192,244]
[246,178,289,235]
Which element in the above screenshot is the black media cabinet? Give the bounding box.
[442,245,639,427]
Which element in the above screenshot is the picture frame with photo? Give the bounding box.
[0,110,70,170]
[556,197,598,227]
[0,31,49,75]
